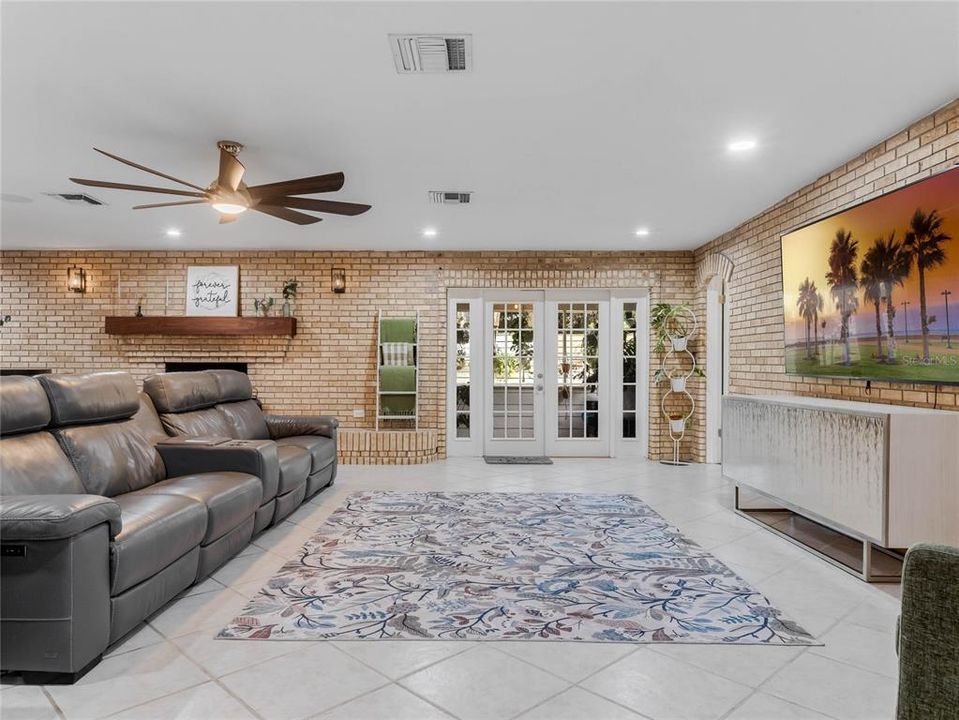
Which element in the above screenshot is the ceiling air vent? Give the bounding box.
[45,192,105,206]
[429,191,472,205]
[390,34,472,73]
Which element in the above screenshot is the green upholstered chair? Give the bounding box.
[896,543,959,720]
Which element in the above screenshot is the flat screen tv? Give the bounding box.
[781,166,959,385]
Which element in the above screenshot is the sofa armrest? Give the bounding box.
[155,437,279,502]
[896,543,959,719]
[265,414,339,440]
[0,494,121,541]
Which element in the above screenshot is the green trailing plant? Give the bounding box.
[651,302,704,384]
[282,278,299,300]
[650,302,693,353]
[0,313,11,327]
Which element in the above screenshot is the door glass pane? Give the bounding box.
[455,303,471,438]
[556,302,600,440]
[492,302,536,440]
[622,302,637,439]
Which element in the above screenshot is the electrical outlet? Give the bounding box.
[353,408,365,418]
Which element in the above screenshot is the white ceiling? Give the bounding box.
[2,1,957,251]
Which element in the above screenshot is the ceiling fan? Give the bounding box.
[69,141,371,225]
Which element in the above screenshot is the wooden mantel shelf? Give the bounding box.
[104,316,296,337]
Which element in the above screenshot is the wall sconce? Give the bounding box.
[67,265,87,294]
[331,267,346,294]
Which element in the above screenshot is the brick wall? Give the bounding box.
[695,98,959,411]
[0,250,703,461]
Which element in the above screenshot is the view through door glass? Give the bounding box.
[491,302,535,439]
[556,302,600,438]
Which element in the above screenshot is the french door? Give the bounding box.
[484,291,545,456]
[448,289,648,458]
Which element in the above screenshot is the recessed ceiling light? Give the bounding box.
[635,228,650,237]
[728,138,758,153]
[165,228,182,238]
[422,227,438,238]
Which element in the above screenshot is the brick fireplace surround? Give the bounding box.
[2,99,957,463]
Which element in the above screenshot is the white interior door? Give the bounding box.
[484,292,545,457]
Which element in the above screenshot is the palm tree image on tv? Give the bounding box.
[825,229,859,366]
[797,278,824,359]
[781,167,959,384]
[860,245,885,360]
[868,231,912,362]
[905,208,951,363]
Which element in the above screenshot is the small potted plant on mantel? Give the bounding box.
[282,278,298,317]
[253,297,275,317]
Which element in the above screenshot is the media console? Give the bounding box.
[722,394,959,581]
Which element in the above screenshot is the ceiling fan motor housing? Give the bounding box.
[216,140,244,156]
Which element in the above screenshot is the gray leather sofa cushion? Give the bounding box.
[143,371,220,413]
[217,400,269,440]
[277,445,311,494]
[276,436,336,474]
[266,414,338,440]
[0,376,51,436]
[131,394,170,444]
[54,420,166,497]
[39,372,140,427]
[0,432,86,495]
[159,408,235,438]
[209,370,253,402]
[0,494,122,540]
[110,491,207,595]
[138,472,262,544]
[155,438,279,504]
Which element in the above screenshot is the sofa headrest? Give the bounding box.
[208,370,253,403]
[142,371,221,413]
[38,371,140,427]
[0,375,52,436]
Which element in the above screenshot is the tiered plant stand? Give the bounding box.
[659,306,697,466]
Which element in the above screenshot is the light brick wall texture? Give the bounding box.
[695,98,959,412]
[0,251,701,462]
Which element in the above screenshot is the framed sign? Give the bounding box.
[186,266,239,316]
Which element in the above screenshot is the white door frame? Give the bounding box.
[446,292,485,457]
[611,290,650,459]
[705,275,725,464]
[447,288,650,459]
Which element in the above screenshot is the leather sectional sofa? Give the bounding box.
[142,369,337,525]
[0,369,338,683]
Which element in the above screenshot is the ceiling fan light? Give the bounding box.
[211,202,248,214]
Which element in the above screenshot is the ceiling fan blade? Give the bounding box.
[258,196,371,216]
[70,178,206,198]
[219,213,239,224]
[217,148,245,192]
[253,205,323,225]
[132,200,208,210]
[93,148,207,191]
[248,172,345,199]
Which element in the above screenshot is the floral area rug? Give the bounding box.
[218,491,816,645]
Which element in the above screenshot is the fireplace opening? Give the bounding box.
[165,362,248,374]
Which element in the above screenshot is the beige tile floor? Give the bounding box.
[0,459,902,720]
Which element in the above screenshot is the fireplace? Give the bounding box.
[165,362,248,374]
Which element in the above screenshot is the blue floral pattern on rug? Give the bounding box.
[218,491,815,645]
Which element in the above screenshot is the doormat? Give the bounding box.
[484,456,553,465]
